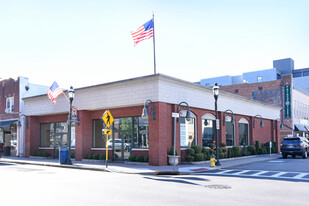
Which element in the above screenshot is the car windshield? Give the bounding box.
[283,138,300,144]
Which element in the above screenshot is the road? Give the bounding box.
[1,158,308,206]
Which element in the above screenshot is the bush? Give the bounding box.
[92,153,100,160]
[168,146,178,155]
[227,148,234,158]
[242,146,250,156]
[247,146,256,155]
[129,155,136,162]
[191,145,202,154]
[232,147,241,157]
[186,155,195,162]
[209,143,214,149]
[99,154,106,160]
[136,155,145,162]
[261,146,267,154]
[187,148,195,155]
[221,143,226,147]
[70,152,75,159]
[202,147,208,153]
[34,151,50,157]
[219,153,225,159]
[144,155,149,162]
[204,153,211,160]
[255,141,260,155]
[86,153,93,159]
[194,153,204,161]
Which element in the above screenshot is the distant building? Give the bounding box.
[0,77,48,157]
[197,58,309,140]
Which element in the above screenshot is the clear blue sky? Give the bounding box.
[0,0,308,89]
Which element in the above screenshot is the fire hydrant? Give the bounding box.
[210,154,217,167]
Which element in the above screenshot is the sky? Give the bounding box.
[0,0,308,89]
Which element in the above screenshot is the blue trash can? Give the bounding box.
[59,147,69,164]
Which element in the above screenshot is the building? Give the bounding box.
[0,77,48,157]
[198,58,309,140]
[22,74,280,166]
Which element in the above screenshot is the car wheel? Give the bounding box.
[282,154,287,159]
[303,151,308,159]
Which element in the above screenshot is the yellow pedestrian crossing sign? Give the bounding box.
[101,110,114,128]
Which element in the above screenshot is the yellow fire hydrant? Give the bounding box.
[210,154,217,167]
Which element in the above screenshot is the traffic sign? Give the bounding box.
[101,110,114,128]
[104,129,112,135]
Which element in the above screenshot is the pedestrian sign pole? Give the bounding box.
[101,110,114,168]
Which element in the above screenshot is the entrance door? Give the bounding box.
[113,131,131,160]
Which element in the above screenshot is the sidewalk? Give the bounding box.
[0,154,281,175]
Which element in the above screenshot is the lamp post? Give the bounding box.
[67,86,75,165]
[171,102,191,171]
[223,109,235,126]
[253,115,264,128]
[141,99,155,121]
[17,114,28,157]
[213,83,221,166]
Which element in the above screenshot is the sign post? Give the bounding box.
[101,110,114,168]
[269,142,272,157]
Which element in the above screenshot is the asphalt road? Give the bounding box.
[1,159,308,206]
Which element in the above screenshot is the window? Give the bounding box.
[5,97,14,113]
[202,113,216,147]
[40,122,75,148]
[234,89,239,93]
[92,117,149,149]
[180,111,196,147]
[225,120,234,147]
[257,76,262,82]
[238,118,249,146]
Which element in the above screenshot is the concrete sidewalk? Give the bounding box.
[0,154,281,175]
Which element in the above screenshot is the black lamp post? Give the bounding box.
[141,99,155,121]
[223,109,235,126]
[67,86,75,165]
[253,115,264,128]
[213,83,221,166]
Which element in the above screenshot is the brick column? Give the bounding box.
[75,110,92,161]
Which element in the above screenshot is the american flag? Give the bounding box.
[47,81,63,104]
[131,19,154,46]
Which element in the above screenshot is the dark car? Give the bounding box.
[281,137,309,159]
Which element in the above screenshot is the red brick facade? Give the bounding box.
[0,78,20,120]
[25,102,280,166]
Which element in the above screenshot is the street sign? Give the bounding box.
[104,129,112,135]
[101,110,114,128]
[172,112,179,118]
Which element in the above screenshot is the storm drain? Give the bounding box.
[205,184,231,189]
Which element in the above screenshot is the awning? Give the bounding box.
[0,120,18,129]
[305,125,309,131]
[294,124,308,132]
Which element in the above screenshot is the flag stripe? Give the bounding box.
[47,81,63,104]
[131,19,154,46]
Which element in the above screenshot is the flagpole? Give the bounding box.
[152,12,156,74]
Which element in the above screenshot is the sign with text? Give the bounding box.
[284,85,291,119]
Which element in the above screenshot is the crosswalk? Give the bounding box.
[203,169,309,181]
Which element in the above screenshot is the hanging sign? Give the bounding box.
[284,85,291,119]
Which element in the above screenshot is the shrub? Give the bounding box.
[129,155,136,162]
[70,152,75,159]
[191,145,202,154]
[92,153,100,160]
[204,153,211,160]
[187,148,195,155]
[247,146,256,155]
[261,146,267,154]
[232,147,241,157]
[202,147,208,153]
[99,154,106,160]
[242,146,250,156]
[221,143,226,147]
[186,155,195,162]
[168,146,178,155]
[222,148,227,153]
[219,153,225,159]
[144,155,149,162]
[255,141,260,155]
[227,148,234,158]
[209,143,214,149]
[136,155,145,162]
[86,153,93,159]
[194,153,204,161]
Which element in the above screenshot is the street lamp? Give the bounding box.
[213,83,221,166]
[67,86,75,165]
[141,99,155,121]
[223,109,235,126]
[171,102,191,171]
[253,115,264,128]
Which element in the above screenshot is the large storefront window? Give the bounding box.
[40,122,75,148]
[180,111,196,147]
[92,117,149,149]
[225,116,235,147]
[202,113,216,147]
[239,118,249,146]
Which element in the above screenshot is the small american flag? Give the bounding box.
[47,81,63,104]
[131,19,154,46]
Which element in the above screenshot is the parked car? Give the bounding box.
[281,137,309,159]
[107,139,130,151]
[0,143,4,153]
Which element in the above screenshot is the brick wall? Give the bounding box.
[0,78,20,120]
